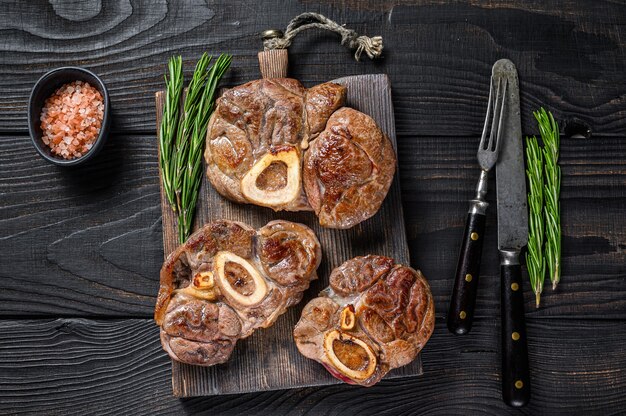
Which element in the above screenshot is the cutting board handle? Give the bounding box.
[257,13,384,79]
[258,49,288,79]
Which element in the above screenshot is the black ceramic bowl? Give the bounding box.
[28,67,110,166]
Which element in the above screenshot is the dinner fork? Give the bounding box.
[447,74,508,335]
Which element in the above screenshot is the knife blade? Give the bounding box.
[494,58,530,407]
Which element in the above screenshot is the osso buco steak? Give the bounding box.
[155,220,321,366]
[294,255,435,386]
[205,78,396,229]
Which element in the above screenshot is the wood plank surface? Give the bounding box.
[1,0,625,413]
[155,74,422,396]
[0,317,623,415]
[0,134,163,316]
[1,133,624,319]
[0,0,624,135]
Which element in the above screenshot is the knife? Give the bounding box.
[495,59,531,407]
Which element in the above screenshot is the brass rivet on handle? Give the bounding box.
[459,311,467,319]
[512,332,520,341]
[465,274,473,282]
[470,232,479,241]
[262,29,284,40]
[511,282,519,291]
[515,380,524,389]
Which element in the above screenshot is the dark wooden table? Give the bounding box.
[1,1,624,415]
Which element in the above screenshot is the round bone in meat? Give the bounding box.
[293,255,435,386]
[240,145,301,208]
[155,219,321,366]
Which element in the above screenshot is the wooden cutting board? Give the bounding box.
[155,73,422,397]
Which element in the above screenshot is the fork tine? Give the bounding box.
[494,78,508,153]
[479,76,495,151]
[487,77,503,151]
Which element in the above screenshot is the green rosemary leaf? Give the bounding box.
[172,52,212,220]
[535,108,561,290]
[158,53,231,243]
[158,55,183,211]
[176,54,232,243]
[525,135,545,307]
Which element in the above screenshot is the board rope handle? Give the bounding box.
[258,12,384,79]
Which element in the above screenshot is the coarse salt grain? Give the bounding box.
[40,80,104,160]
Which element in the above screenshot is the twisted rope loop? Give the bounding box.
[263,12,383,61]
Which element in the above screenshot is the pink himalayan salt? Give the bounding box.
[40,81,104,159]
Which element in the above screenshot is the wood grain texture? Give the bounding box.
[0,317,623,415]
[0,1,625,411]
[1,132,624,319]
[0,0,624,135]
[258,49,289,79]
[402,135,626,320]
[0,134,163,317]
[155,74,421,396]
[0,135,626,319]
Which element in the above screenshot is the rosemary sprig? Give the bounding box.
[177,54,232,243]
[158,56,183,209]
[525,108,562,307]
[525,136,545,307]
[172,53,213,216]
[535,108,561,290]
[158,53,231,243]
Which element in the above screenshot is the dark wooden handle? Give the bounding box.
[447,212,486,335]
[501,263,530,407]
